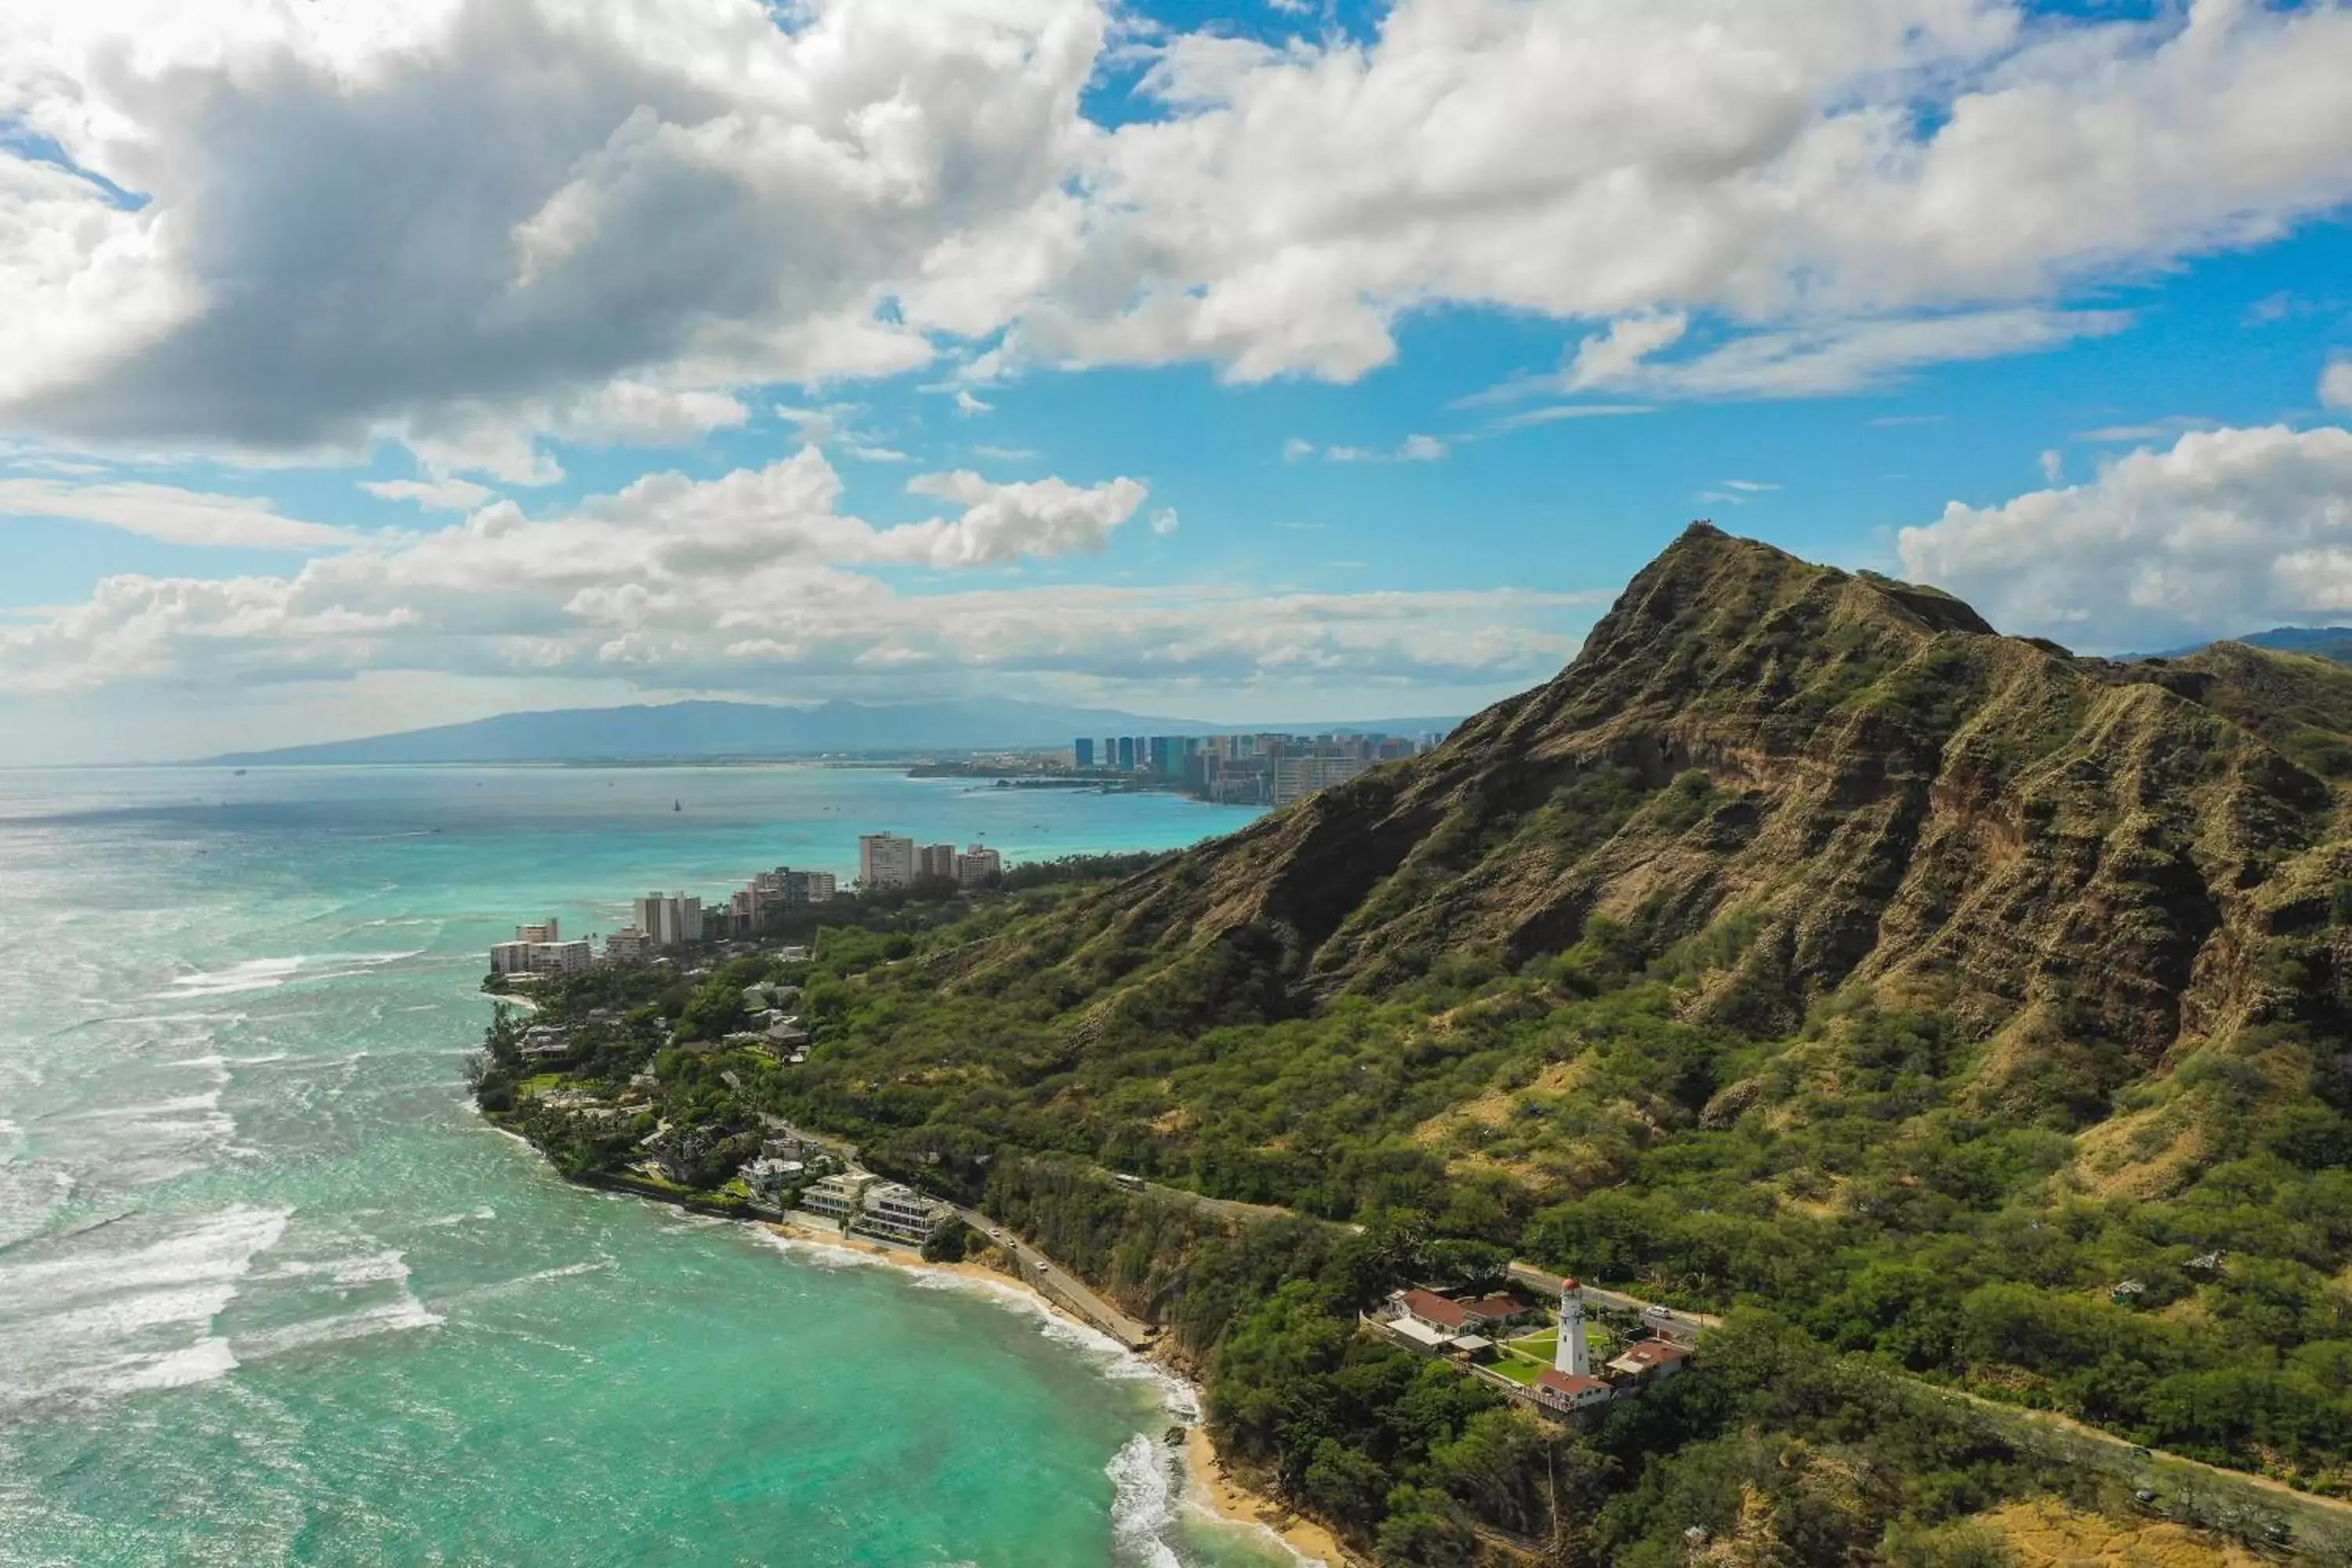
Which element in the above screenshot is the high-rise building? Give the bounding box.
[1272,753,1370,807]
[1074,738,1094,770]
[633,892,703,948]
[953,844,1003,886]
[916,842,957,881]
[858,833,916,891]
[787,869,837,903]
[515,917,560,943]
[1116,735,1135,771]
[603,927,651,964]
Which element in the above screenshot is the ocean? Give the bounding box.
[0,764,1283,1567]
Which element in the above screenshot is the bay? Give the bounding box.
[0,764,1281,1567]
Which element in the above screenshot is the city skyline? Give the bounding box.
[2,0,2350,764]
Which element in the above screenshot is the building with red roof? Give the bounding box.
[1392,1288,1475,1332]
[1534,1369,1615,1412]
[1606,1336,1691,1384]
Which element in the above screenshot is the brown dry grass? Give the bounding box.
[1976,1497,2264,1567]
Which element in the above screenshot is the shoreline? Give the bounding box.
[760,1219,1342,1566]
[483,1110,1342,1566]
[1182,1424,1348,1566]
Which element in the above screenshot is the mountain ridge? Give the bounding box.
[2147,625,2352,663]
[998,523,2352,1064]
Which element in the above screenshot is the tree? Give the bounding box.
[921,1221,975,1264]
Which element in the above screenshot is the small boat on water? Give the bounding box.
[673,799,682,812]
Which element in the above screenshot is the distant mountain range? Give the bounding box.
[201,698,1465,766]
[2147,627,2352,663]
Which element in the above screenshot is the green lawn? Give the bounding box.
[1488,1352,1548,1386]
[516,1072,567,1097]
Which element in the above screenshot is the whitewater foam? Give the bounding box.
[230,1298,445,1361]
[1107,1432,1188,1568]
[162,951,421,999]
[0,1206,289,1406]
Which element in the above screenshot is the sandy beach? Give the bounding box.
[763,1219,1347,1566]
[1183,1424,1348,1566]
[762,1217,1037,1293]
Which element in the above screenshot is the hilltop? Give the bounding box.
[946,522,2352,1073]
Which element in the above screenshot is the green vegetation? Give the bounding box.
[481,527,2352,1563]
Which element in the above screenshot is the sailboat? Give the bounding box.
[673,799,682,812]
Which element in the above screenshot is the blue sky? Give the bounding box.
[1,0,2350,763]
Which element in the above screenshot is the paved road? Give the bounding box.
[1504,1261,1720,1341]
[1123,1176,1304,1228]
[952,1203,1156,1351]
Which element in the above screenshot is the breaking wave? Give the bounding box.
[162,952,421,998]
[0,1206,289,1407]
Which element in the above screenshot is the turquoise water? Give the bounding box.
[0,765,1280,1566]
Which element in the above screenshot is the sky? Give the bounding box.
[1,0,2350,764]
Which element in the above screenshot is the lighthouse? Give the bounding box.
[1555,1277,1590,1377]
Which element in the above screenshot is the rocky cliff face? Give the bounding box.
[1008,524,2352,1080]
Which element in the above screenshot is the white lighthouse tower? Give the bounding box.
[1555,1276,1591,1377]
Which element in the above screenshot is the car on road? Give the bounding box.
[1646,1305,1675,1319]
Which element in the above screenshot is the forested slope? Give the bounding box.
[497,524,2352,1563]
[783,527,2352,1486]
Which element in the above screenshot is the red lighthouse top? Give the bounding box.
[1561,1276,1579,1292]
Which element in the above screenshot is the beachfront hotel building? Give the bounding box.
[490,938,593,977]
[953,845,1002,886]
[796,1170,953,1247]
[800,1171,875,1225]
[848,1182,956,1247]
[858,834,916,891]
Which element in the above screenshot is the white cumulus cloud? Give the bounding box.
[0,478,358,549]
[2,0,2349,466]
[0,450,1598,708]
[362,477,496,511]
[0,0,1101,465]
[1898,424,2352,649]
[1025,0,2352,387]
[2323,354,2352,412]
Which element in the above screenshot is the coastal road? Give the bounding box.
[1504,1262,1720,1342]
[1116,1175,1302,1229]
[951,1204,1156,1352]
